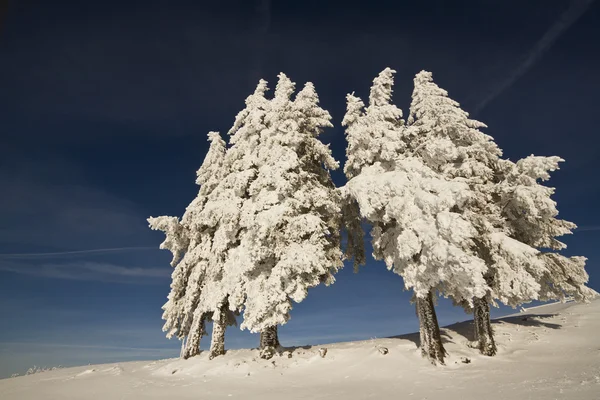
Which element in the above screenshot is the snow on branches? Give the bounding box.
[346,160,488,302]
[147,68,594,362]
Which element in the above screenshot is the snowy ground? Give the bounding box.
[1,300,599,400]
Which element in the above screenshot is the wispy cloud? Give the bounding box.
[474,0,596,114]
[0,246,156,259]
[0,260,169,283]
[0,157,154,251]
[0,342,176,352]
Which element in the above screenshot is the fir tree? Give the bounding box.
[214,74,343,358]
[148,131,230,359]
[343,68,489,364]
[198,80,272,356]
[406,71,543,356]
[147,216,191,342]
[407,71,595,356]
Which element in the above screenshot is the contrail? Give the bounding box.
[0,246,157,258]
[474,0,595,114]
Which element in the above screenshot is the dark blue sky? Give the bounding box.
[0,0,599,378]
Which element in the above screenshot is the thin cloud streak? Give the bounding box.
[0,342,176,352]
[474,0,596,114]
[0,261,170,282]
[0,246,157,259]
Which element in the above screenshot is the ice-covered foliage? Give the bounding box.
[497,157,596,302]
[147,216,189,268]
[148,132,229,346]
[207,73,343,333]
[147,215,197,340]
[342,68,405,178]
[195,81,272,322]
[539,254,596,302]
[343,68,493,307]
[407,70,501,182]
[405,70,557,311]
[484,233,546,306]
[499,156,575,250]
[346,160,488,302]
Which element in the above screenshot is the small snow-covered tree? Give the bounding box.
[148,131,231,359]
[178,131,237,359]
[340,68,404,273]
[147,216,192,342]
[457,155,595,356]
[342,69,489,364]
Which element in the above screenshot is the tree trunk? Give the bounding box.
[473,296,497,356]
[183,313,206,359]
[259,325,280,359]
[209,305,228,360]
[180,336,186,359]
[416,290,446,365]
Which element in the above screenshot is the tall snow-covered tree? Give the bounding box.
[196,80,272,357]
[340,68,404,272]
[406,71,545,356]
[342,68,489,364]
[213,73,343,359]
[407,71,594,356]
[464,155,596,356]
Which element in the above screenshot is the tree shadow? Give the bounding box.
[387,329,456,348]
[494,313,562,330]
[275,344,312,357]
[445,313,563,342]
[386,313,563,348]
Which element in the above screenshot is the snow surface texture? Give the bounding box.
[2,300,599,400]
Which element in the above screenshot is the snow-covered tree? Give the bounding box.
[340,68,404,273]
[345,161,489,364]
[208,74,343,358]
[147,216,192,341]
[460,156,595,356]
[243,74,343,356]
[405,71,548,356]
[148,131,232,359]
[406,71,594,356]
[193,80,272,356]
[342,69,489,364]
